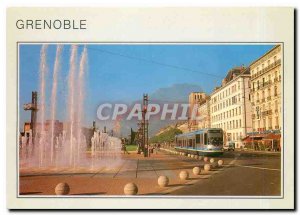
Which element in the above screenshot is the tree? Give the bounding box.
[149,127,182,143]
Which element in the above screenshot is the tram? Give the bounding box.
[175,128,224,156]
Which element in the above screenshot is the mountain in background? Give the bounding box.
[120,83,203,137]
[150,83,203,102]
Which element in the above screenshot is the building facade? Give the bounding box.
[210,66,252,148]
[197,96,211,129]
[188,92,207,130]
[249,45,282,134]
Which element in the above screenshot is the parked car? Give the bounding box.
[223,142,235,151]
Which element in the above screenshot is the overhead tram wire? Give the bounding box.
[86,47,223,79]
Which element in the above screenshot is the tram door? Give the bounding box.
[188,139,192,148]
[196,134,201,149]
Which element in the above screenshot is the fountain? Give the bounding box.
[19,44,122,174]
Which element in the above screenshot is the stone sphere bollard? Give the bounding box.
[179,170,189,180]
[203,157,209,162]
[157,176,169,187]
[218,160,224,167]
[204,164,211,171]
[194,155,199,159]
[188,154,191,157]
[124,183,138,195]
[192,167,201,175]
[55,182,70,195]
[198,156,203,161]
[210,158,215,163]
[191,154,194,158]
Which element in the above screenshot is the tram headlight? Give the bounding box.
[207,145,213,150]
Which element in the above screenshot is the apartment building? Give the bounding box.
[210,66,252,148]
[249,45,282,133]
[197,96,211,129]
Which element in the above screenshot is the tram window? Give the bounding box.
[189,139,192,147]
[196,134,200,143]
[204,133,208,145]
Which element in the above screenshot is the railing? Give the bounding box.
[261,110,272,117]
[275,125,280,129]
[251,59,281,80]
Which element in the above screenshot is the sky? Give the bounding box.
[19,44,274,133]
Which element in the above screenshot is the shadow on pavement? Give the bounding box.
[19,192,43,195]
[72,192,106,195]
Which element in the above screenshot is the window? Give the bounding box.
[257,80,260,90]
[274,86,278,96]
[196,134,200,144]
[275,100,278,111]
[269,117,272,129]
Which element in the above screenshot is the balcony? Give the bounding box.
[261,110,272,117]
[260,81,271,90]
[275,125,280,129]
[251,59,281,80]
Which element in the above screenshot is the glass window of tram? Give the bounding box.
[207,130,223,146]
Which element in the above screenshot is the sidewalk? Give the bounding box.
[19,150,227,195]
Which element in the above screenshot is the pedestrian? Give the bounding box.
[121,138,129,154]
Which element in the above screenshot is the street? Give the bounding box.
[19,150,281,196]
